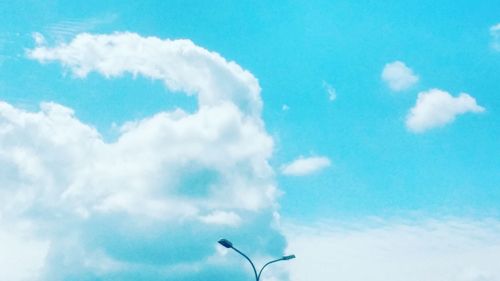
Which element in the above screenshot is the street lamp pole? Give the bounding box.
[218,238,296,281]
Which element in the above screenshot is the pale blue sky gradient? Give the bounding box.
[0,1,499,280]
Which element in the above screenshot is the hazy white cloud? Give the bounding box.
[322,81,337,101]
[0,220,49,281]
[281,156,331,176]
[286,218,500,281]
[0,32,288,281]
[406,89,485,133]
[282,104,290,111]
[381,61,419,91]
[490,23,500,51]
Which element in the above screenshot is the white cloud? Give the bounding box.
[381,61,419,91]
[281,156,331,176]
[322,81,337,101]
[406,89,485,133]
[285,218,500,281]
[28,32,262,117]
[490,23,500,51]
[0,32,288,281]
[199,211,242,226]
[282,104,290,111]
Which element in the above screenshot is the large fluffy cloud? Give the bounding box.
[286,218,500,281]
[0,32,288,281]
[406,89,485,133]
[381,61,419,92]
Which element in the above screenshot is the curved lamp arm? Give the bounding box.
[231,246,259,281]
[257,258,283,281]
[257,255,296,280]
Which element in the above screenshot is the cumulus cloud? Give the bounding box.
[281,156,331,176]
[0,32,288,280]
[490,23,500,51]
[286,218,500,281]
[381,61,419,91]
[406,89,485,133]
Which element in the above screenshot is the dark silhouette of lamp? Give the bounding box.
[218,238,296,281]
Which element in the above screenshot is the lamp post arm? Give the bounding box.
[257,258,283,281]
[231,246,258,281]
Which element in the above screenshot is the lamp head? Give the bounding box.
[282,254,296,260]
[218,238,233,249]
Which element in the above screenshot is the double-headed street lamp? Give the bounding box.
[218,238,296,281]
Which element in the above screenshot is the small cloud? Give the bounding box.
[282,104,290,111]
[32,32,45,45]
[323,81,337,101]
[199,211,242,227]
[490,23,500,51]
[406,88,485,133]
[281,156,331,176]
[381,61,419,91]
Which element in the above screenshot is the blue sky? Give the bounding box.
[0,1,499,281]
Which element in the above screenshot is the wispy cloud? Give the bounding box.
[406,88,485,133]
[43,14,117,42]
[0,32,22,63]
[382,61,419,91]
[286,217,500,281]
[281,156,331,176]
[490,23,500,51]
[322,81,337,101]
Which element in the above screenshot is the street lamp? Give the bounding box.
[218,238,296,281]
